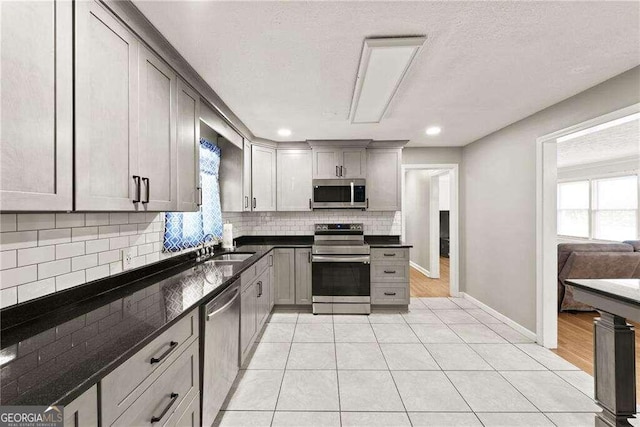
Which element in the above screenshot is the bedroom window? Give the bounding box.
[557,174,639,241]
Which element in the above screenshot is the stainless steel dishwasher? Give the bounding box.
[202,280,240,427]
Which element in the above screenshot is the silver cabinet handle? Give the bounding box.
[366,198,369,209]
[132,175,141,203]
[256,281,263,297]
[142,177,150,204]
[308,251,311,263]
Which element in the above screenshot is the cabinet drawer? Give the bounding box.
[371,285,409,305]
[162,391,200,427]
[241,254,271,288]
[256,253,271,275]
[101,310,199,426]
[112,340,199,427]
[371,263,409,282]
[371,248,409,261]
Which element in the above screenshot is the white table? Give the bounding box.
[568,279,640,427]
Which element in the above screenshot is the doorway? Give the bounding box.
[401,164,459,298]
[536,103,640,349]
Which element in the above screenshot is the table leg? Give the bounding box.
[594,311,636,427]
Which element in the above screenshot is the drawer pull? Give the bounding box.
[384,292,397,296]
[383,253,396,257]
[150,341,178,364]
[150,392,179,423]
[384,270,396,274]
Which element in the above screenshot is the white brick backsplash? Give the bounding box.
[145,232,160,243]
[138,243,154,256]
[55,213,85,228]
[109,261,123,275]
[1,251,17,271]
[109,236,129,250]
[0,214,17,232]
[99,250,121,266]
[0,231,38,251]
[18,278,55,303]
[72,227,98,242]
[145,252,160,264]
[38,259,71,280]
[72,254,98,272]
[131,256,145,269]
[85,239,110,254]
[1,287,17,308]
[1,265,37,288]
[56,242,85,260]
[39,228,72,246]
[128,212,147,224]
[147,213,162,223]
[119,224,137,236]
[17,246,55,266]
[129,234,146,246]
[98,225,120,239]
[17,214,55,231]
[85,213,109,226]
[109,213,129,225]
[56,270,85,291]
[86,264,110,282]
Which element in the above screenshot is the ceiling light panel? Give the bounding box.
[350,37,426,124]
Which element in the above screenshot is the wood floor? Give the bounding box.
[554,311,640,394]
[410,257,450,298]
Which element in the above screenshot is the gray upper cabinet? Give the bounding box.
[251,145,277,211]
[312,147,366,179]
[1,0,73,211]
[339,148,366,179]
[295,248,312,305]
[366,148,402,211]
[138,46,177,211]
[75,0,140,211]
[176,79,201,212]
[273,249,295,305]
[243,140,252,211]
[277,150,312,211]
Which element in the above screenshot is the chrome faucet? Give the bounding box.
[198,234,217,260]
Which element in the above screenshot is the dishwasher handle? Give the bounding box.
[206,287,239,321]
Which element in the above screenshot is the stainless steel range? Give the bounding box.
[312,223,371,314]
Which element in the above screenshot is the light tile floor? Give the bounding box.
[215,297,634,427]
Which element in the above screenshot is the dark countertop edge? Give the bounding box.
[2,235,411,406]
[566,279,640,308]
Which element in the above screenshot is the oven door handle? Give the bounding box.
[312,255,370,263]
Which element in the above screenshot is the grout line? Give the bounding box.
[269,319,296,426]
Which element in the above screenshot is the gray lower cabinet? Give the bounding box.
[240,259,273,364]
[101,309,199,426]
[295,248,312,305]
[0,0,73,211]
[273,249,295,305]
[63,385,97,427]
[370,248,410,305]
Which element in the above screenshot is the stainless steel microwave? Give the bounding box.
[312,179,366,209]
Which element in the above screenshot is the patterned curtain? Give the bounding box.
[163,139,223,252]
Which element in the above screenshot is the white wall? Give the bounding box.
[403,147,463,165]
[461,66,640,332]
[404,170,431,272]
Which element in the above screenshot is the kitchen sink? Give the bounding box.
[209,253,254,262]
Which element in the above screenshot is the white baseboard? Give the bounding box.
[459,292,537,342]
[410,261,431,278]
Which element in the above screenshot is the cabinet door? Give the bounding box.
[1,0,72,211]
[256,269,271,328]
[243,140,252,211]
[273,249,295,304]
[240,283,257,355]
[139,46,177,211]
[295,248,312,305]
[312,148,339,179]
[251,145,276,211]
[75,0,139,211]
[64,385,97,427]
[340,148,366,179]
[176,79,200,212]
[367,149,402,211]
[277,150,312,211]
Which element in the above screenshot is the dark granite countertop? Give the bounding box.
[365,235,413,248]
[0,235,408,407]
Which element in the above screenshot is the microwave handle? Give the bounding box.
[350,182,354,206]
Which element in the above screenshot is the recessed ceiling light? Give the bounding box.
[426,126,441,136]
[277,128,292,137]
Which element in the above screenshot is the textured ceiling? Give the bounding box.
[557,118,640,168]
[134,1,640,147]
